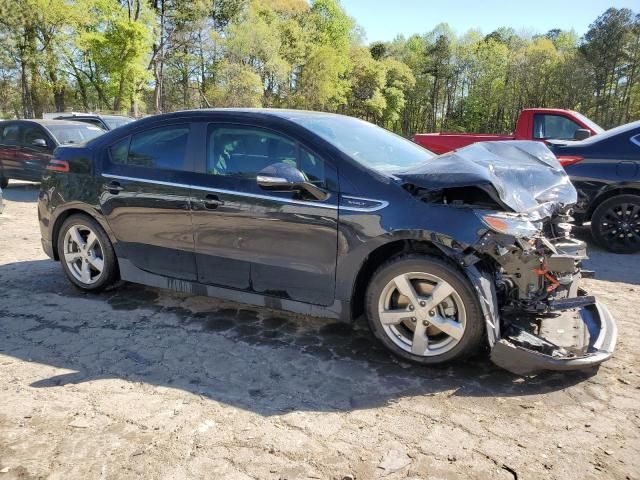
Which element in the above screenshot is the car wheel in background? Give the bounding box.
[0,176,8,189]
[365,255,485,365]
[57,214,119,291]
[591,194,640,254]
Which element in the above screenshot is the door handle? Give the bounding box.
[204,194,224,209]
[103,181,124,194]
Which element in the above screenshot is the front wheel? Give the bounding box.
[57,214,119,291]
[365,255,485,365]
[591,194,640,254]
[0,176,8,189]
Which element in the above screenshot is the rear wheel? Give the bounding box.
[57,214,119,291]
[365,255,485,365]
[0,176,8,189]
[591,194,640,254]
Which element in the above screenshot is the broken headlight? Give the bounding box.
[479,212,542,238]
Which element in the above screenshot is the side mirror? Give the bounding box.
[31,138,48,148]
[574,129,591,141]
[257,162,329,201]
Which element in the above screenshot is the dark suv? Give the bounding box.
[37,109,617,374]
[0,119,105,188]
[54,113,134,131]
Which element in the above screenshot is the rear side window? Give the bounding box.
[109,124,190,171]
[1,125,21,145]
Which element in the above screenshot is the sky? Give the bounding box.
[340,0,639,43]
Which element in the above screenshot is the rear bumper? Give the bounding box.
[490,301,617,375]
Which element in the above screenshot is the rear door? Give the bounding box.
[99,123,198,280]
[189,121,339,305]
[0,123,22,179]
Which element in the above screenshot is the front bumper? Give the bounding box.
[490,300,617,375]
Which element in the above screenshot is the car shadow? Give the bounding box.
[1,182,40,203]
[573,225,640,285]
[0,259,597,416]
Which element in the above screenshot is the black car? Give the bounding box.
[549,120,640,253]
[37,109,617,374]
[0,119,105,188]
[54,113,135,131]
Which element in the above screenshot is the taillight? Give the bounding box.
[46,159,70,172]
[556,155,583,167]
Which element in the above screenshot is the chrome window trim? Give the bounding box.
[102,173,338,210]
[102,174,389,212]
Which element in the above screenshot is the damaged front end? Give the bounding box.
[471,211,617,375]
[398,141,617,375]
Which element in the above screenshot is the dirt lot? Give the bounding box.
[0,181,639,480]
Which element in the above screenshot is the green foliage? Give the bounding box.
[207,61,263,107]
[0,1,637,134]
[75,0,153,111]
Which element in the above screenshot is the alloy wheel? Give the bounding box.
[377,272,466,356]
[63,224,105,285]
[598,202,640,251]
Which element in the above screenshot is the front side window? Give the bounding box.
[207,125,327,186]
[22,125,49,147]
[110,125,190,171]
[533,114,581,140]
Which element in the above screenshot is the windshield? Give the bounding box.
[47,124,105,145]
[571,111,604,134]
[104,116,134,130]
[288,114,435,173]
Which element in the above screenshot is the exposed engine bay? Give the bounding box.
[397,141,617,374]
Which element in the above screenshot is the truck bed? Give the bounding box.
[412,133,515,154]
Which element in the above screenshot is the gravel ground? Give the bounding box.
[0,181,639,480]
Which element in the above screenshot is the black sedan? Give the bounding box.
[550,120,640,253]
[37,109,616,374]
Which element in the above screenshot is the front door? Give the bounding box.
[99,123,198,280]
[17,123,55,181]
[190,123,339,305]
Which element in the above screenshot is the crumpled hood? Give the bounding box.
[395,140,577,218]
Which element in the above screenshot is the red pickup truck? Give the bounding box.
[413,108,603,155]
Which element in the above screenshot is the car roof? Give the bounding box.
[578,119,640,144]
[169,108,344,120]
[0,119,93,127]
[56,113,132,120]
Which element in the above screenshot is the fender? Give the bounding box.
[585,180,640,220]
[44,200,117,261]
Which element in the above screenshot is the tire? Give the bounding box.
[0,176,8,189]
[57,214,119,291]
[591,194,640,254]
[365,254,485,365]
